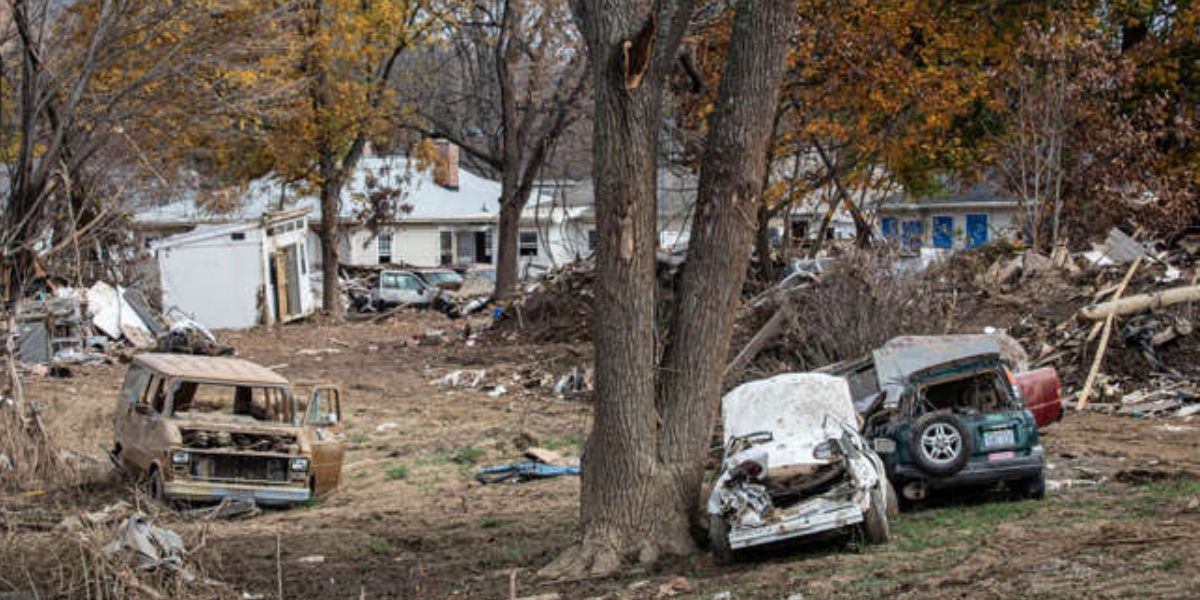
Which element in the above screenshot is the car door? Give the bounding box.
[304,385,346,496]
[122,374,167,473]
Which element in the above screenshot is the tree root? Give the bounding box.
[538,527,696,581]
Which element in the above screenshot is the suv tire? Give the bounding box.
[910,411,972,476]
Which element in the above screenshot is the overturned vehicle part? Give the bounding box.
[850,337,1047,506]
[707,373,891,563]
[112,354,346,508]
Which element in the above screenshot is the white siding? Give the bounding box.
[391,226,441,267]
[158,233,264,329]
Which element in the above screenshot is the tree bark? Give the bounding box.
[318,155,343,318]
[544,0,796,579]
[495,195,523,290]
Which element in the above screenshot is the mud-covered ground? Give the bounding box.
[3,314,1199,599]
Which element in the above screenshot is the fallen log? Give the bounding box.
[1080,284,1200,320]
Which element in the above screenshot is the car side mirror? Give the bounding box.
[133,403,155,416]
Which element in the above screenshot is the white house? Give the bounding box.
[519,166,699,275]
[152,209,315,329]
[877,181,1021,252]
[136,143,511,270]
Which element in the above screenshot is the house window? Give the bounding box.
[587,229,596,251]
[519,231,539,257]
[440,231,453,265]
[377,231,393,264]
[231,232,246,241]
[143,235,158,250]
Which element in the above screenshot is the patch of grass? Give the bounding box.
[1155,557,1183,571]
[368,537,395,555]
[479,515,507,529]
[501,543,525,563]
[350,432,369,445]
[446,446,486,465]
[890,499,1040,553]
[543,433,585,451]
[386,464,408,480]
[1142,477,1200,499]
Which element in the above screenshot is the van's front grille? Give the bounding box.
[188,454,290,484]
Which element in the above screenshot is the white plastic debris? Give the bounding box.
[487,385,508,397]
[435,369,487,388]
[375,422,400,433]
[297,555,326,565]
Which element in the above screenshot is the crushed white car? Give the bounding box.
[707,373,892,562]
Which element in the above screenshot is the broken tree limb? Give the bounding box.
[725,308,790,378]
[1079,284,1200,321]
[1077,256,1142,410]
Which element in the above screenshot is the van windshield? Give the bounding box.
[164,380,296,424]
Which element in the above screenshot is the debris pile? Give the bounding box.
[488,264,595,343]
[934,228,1200,419]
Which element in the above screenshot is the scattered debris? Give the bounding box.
[103,513,189,574]
[435,369,487,388]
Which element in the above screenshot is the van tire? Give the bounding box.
[147,466,165,503]
[910,411,972,476]
[709,515,733,565]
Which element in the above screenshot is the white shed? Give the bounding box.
[153,210,314,330]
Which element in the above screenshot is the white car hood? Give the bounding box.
[722,373,858,467]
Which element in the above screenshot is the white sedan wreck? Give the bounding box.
[708,373,892,562]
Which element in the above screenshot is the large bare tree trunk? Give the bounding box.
[495,193,523,292]
[655,0,797,558]
[318,155,342,318]
[544,0,795,579]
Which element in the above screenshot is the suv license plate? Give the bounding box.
[984,428,1015,448]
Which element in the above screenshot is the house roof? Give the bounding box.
[881,181,1019,210]
[133,353,290,386]
[135,155,514,227]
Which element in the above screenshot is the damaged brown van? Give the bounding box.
[111,353,345,506]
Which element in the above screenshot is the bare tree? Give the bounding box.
[415,0,588,296]
[542,0,797,577]
[0,0,298,296]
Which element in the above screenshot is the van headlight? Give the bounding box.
[172,451,190,464]
[290,457,309,472]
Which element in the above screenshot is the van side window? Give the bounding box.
[140,376,165,414]
[120,366,151,406]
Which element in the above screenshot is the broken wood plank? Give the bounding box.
[725,309,789,378]
[1078,256,1142,410]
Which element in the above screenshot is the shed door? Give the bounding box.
[880,217,898,240]
[901,220,924,251]
[284,244,302,316]
[932,216,954,249]
[966,214,989,248]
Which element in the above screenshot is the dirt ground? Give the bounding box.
[3,313,1200,599]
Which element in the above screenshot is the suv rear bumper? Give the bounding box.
[893,445,1044,488]
[165,480,311,506]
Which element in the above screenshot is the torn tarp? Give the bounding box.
[474,461,580,484]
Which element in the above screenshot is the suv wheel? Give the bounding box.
[910,411,972,476]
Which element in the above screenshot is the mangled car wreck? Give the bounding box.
[708,373,892,563]
[112,353,345,506]
[833,336,1047,507]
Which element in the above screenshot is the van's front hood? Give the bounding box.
[172,414,303,436]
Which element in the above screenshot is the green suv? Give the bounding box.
[826,336,1045,507]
